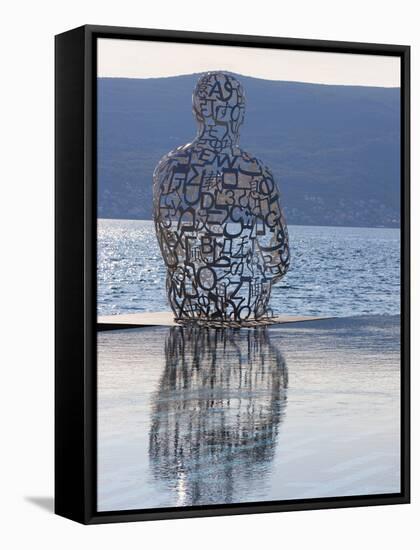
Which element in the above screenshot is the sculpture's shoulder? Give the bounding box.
[153,143,193,185]
[234,148,278,187]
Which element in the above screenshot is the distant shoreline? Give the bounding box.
[97,217,400,231]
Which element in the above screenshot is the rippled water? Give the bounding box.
[97,219,400,317]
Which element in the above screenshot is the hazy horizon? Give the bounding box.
[98,72,399,89]
[98,38,400,88]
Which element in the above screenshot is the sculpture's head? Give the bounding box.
[192,72,245,144]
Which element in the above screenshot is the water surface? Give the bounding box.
[97,219,400,318]
[97,316,400,511]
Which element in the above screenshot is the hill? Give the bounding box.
[98,74,400,227]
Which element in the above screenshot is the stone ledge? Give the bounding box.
[97,311,330,330]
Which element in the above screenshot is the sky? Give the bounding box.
[97,38,400,87]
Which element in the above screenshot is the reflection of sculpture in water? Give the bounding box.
[149,327,288,506]
[153,71,290,324]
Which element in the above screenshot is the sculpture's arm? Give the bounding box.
[255,167,290,283]
[152,149,187,226]
[153,149,196,269]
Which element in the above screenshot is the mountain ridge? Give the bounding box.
[98,73,400,227]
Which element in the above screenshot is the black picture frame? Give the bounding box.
[55,24,410,525]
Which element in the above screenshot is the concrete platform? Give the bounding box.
[97,311,329,330]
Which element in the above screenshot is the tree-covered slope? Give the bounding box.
[98,74,400,227]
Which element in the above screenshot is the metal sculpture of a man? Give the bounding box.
[153,71,290,324]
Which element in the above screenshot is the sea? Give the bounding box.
[97,219,400,318]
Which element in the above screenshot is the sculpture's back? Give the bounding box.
[153,72,290,324]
